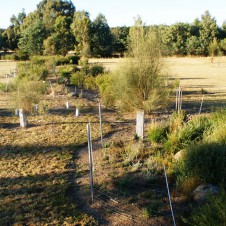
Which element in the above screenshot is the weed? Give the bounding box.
[143,200,162,218]
[200,88,208,94]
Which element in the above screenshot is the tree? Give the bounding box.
[0,29,7,50]
[220,38,226,54]
[38,0,75,32]
[2,9,26,50]
[209,37,220,60]
[199,10,218,55]
[51,15,74,55]
[18,20,46,55]
[90,13,113,57]
[163,22,191,55]
[111,26,129,56]
[186,36,202,55]
[110,17,169,113]
[71,11,91,58]
[18,0,75,56]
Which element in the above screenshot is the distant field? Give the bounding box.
[90,56,226,92]
[1,57,226,111]
[0,61,17,76]
[0,60,17,83]
[91,56,226,111]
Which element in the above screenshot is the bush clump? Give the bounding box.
[183,190,226,226]
[174,142,226,188]
[148,122,169,144]
[165,114,211,154]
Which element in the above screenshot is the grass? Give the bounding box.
[1,57,226,224]
[0,60,17,78]
[0,92,112,225]
[92,56,226,112]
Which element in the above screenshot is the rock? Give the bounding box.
[192,184,220,204]
[174,150,185,161]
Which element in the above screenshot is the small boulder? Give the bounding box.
[192,184,220,204]
[174,150,185,161]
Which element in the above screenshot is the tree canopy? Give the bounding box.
[1,4,226,58]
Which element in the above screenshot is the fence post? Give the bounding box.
[199,95,204,115]
[163,164,176,226]
[180,87,182,111]
[87,122,94,202]
[99,101,103,147]
[136,110,144,140]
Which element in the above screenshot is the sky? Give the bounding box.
[0,0,226,29]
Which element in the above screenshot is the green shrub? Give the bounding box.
[183,190,226,226]
[205,123,226,143]
[84,75,97,90]
[0,82,16,92]
[148,122,169,143]
[95,74,115,107]
[55,55,79,66]
[179,116,211,145]
[174,143,226,187]
[58,66,78,85]
[165,115,211,154]
[169,110,187,132]
[13,78,47,113]
[70,71,86,88]
[89,63,105,76]
[17,61,49,81]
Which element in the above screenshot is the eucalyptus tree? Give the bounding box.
[2,9,26,50]
[18,20,46,55]
[37,0,75,33]
[71,11,91,58]
[44,15,74,55]
[18,0,75,56]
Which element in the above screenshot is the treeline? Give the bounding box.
[0,0,226,59]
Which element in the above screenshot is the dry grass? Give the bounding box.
[166,57,226,92]
[91,56,226,112]
[1,57,226,224]
[0,91,112,225]
[0,61,17,76]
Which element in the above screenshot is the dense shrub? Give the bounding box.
[58,65,79,85]
[204,110,226,143]
[55,55,79,66]
[183,190,226,226]
[17,62,49,81]
[179,116,211,144]
[89,63,105,76]
[174,142,226,187]
[70,71,86,88]
[95,74,115,107]
[0,82,16,92]
[84,75,97,90]
[165,115,211,154]
[148,123,169,143]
